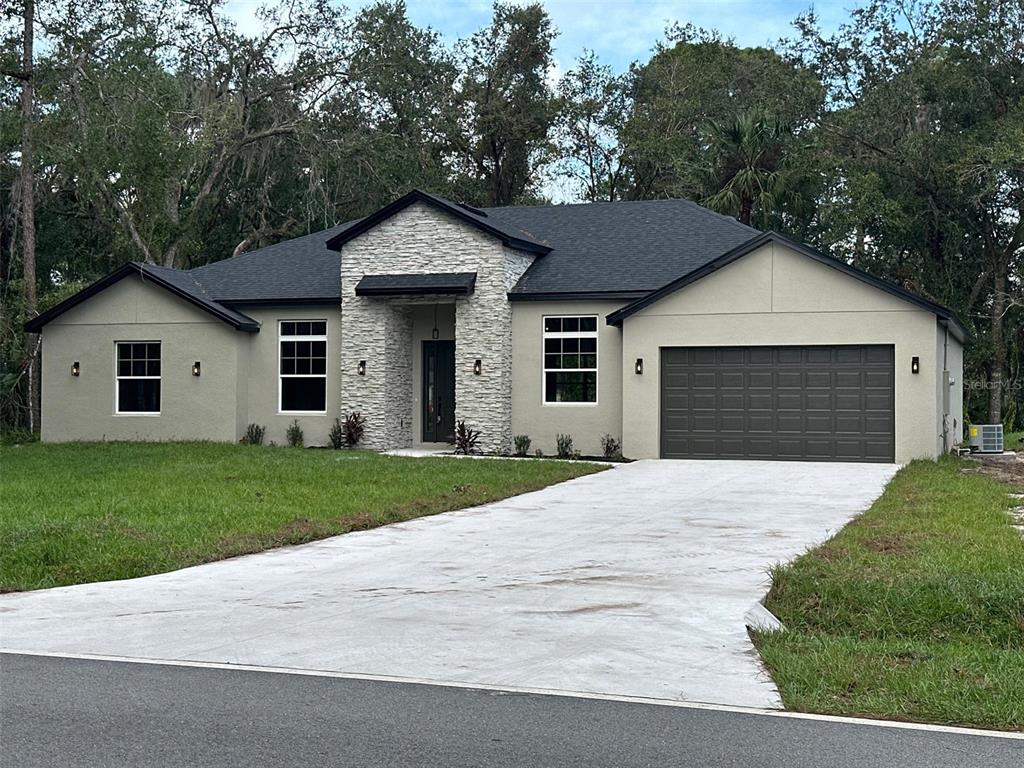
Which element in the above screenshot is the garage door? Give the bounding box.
[660,345,895,462]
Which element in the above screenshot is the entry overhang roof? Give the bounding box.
[354,272,477,297]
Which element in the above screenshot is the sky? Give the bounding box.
[223,0,853,74]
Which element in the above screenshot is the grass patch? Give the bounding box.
[1005,431,1023,452]
[753,456,1024,731]
[0,442,603,592]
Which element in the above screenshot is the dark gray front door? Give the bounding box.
[422,341,455,443]
[660,345,895,462]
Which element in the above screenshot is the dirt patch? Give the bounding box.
[280,517,326,539]
[962,453,1024,488]
[862,534,912,556]
[340,513,375,531]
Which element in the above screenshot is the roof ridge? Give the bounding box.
[483,197,760,235]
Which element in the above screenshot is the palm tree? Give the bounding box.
[701,110,792,227]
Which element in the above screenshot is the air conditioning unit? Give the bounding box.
[968,424,1004,454]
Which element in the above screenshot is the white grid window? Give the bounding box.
[543,316,597,404]
[279,320,327,413]
[116,342,161,414]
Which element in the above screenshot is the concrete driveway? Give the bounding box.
[0,459,897,708]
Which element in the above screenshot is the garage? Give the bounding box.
[660,345,895,462]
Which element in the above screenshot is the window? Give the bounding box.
[116,342,161,414]
[543,316,597,404]
[279,320,327,413]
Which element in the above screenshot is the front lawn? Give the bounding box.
[753,457,1024,731]
[0,442,603,592]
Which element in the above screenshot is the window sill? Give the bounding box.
[114,412,161,417]
[277,411,328,416]
[542,402,599,407]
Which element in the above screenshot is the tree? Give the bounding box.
[303,0,460,227]
[47,0,348,268]
[452,2,556,206]
[553,51,629,202]
[792,0,1024,425]
[1,0,39,431]
[619,25,824,205]
[701,110,791,227]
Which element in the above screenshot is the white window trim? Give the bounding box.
[542,315,599,406]
[114,340,162,416]
[278,320,329,415]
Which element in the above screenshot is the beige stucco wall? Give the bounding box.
[231,305,342,447]
[40,275,244,442]
[619,243,947,463]
[936,323,965,453]
[511,300,624,456]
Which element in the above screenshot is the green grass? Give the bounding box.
[1006,431,1023,452]
[753,457,1024,730]
[0,442,603,593]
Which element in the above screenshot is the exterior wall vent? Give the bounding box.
[968,424,1004,454]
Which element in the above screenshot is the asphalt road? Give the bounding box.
[1,653,1020,768]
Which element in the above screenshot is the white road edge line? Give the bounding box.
[3,648,1021,741]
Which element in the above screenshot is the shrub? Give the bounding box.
[534,448,544,458]
[328,418,346,449]
[555,433,574,459]
[286,420,304,448]
[454,420,481,455]
[342,412,366,448]
[243,423,266,446]
[600,434,621,459]
[0,427,37,446]
[513,434,531,457]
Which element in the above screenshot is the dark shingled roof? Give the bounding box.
[24,191,966,337]
[188,221,352,303]
[177,192,759,304]
[488,198,760,297]
[355,272,477,297]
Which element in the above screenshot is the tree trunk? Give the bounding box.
[988,262,1006,425]
[19,0,39,434]
[738,194,753,226]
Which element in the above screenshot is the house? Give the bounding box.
[26,190,966,463]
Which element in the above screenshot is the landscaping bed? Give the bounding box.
[0,441,603,592]
[753,456,1024,731]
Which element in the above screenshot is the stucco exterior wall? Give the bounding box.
[339,202,534,452]
[40,275,244,442]
[619,243,947,464]
[936,323,965,453]
[511,300,624,456]
[232,305,342,446]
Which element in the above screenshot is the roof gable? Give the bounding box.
[24,263,260,333]
[606,231,968,341]
[324,190,552,256]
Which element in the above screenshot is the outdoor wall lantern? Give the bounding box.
[911,356,920,375]
[357,360,366,376]
[635,358,644,375]
[192,361,201,377]
[473,359,482,375]
[71,361,80,377]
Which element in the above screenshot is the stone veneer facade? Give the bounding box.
[339,202,536,453]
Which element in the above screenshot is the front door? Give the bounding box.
[422,340,455,442]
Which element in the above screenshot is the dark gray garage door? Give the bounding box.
[660,345,895,462]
